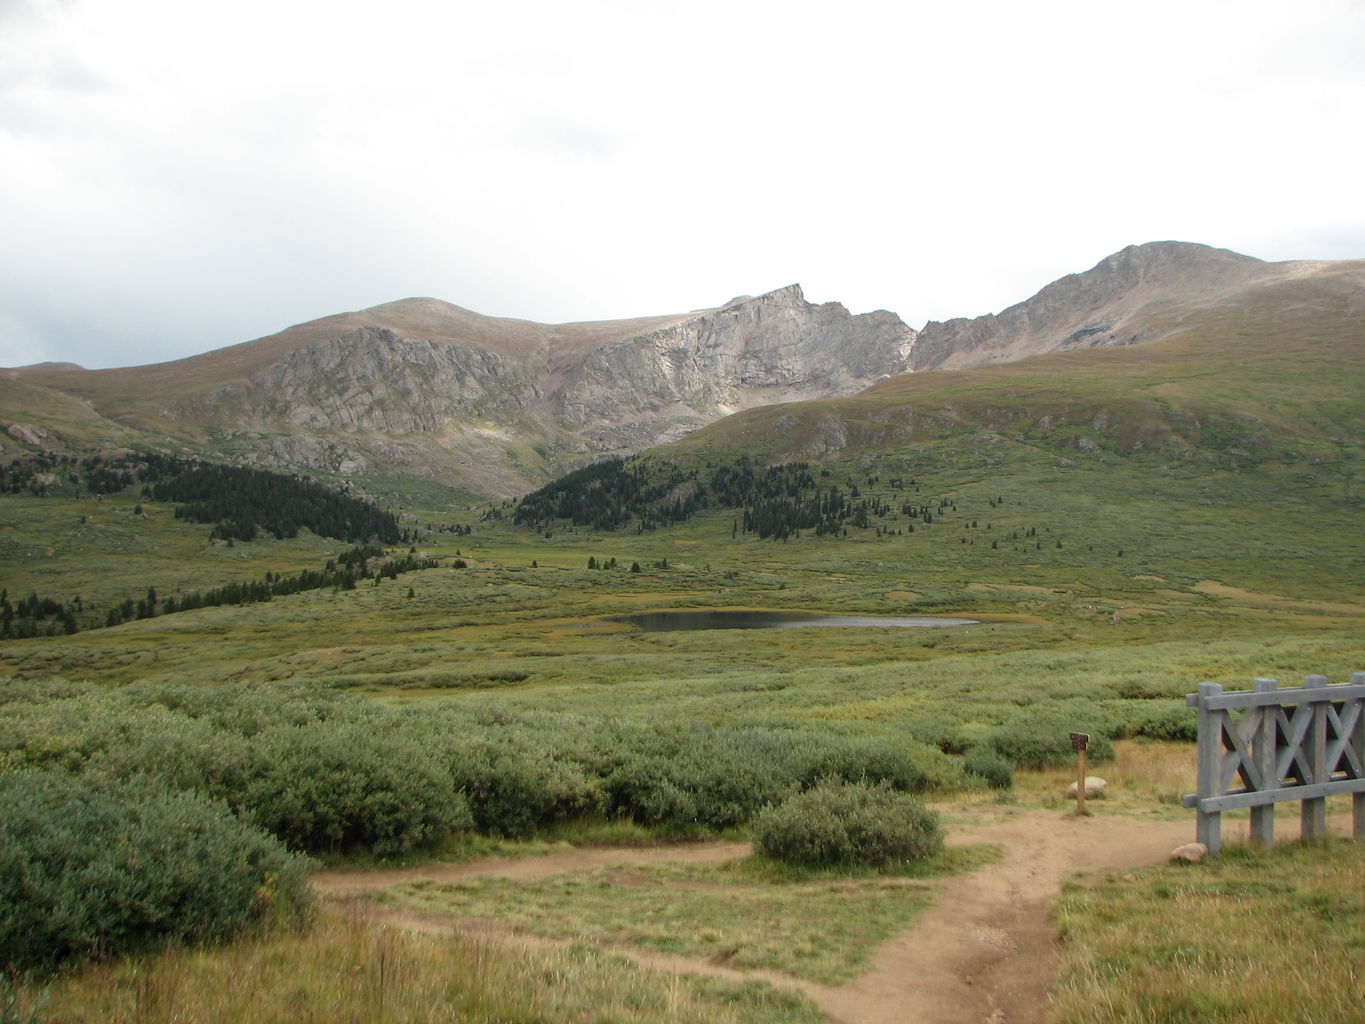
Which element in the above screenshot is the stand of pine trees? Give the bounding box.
[514,457,953,542]
[2,452,401,544]
[513,458,705,532]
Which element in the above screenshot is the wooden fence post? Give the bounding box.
[1355,672,1365,841]
[1250,677,1277,848]
[1302,674,1329,842]
[1195,682,1223,854]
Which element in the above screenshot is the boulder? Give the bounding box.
[6,423,48,446]
[1066,776,1107,798]
[1170,842,1209,864]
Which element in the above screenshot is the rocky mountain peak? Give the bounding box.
[912,241,1284,370]
[722,283,807,309]
[1106,239,1262,269]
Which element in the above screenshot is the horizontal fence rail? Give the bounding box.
[1183,673,1365,854]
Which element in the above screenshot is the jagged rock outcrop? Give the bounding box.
[913,242,1282,370]
[552,285,916,448]
[190,327,543,434]
[6,423,49,447]
[183,285,916,482]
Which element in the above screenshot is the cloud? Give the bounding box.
[2,0,1364,368]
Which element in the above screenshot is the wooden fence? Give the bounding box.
[1182,673,1365,854]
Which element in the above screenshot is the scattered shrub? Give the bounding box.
[787,734,928,793]
[752,782,943,868]
[899,742,966,791]
[1115,677,1187,700]
[963,746,1013,789]
[0,770,311,975]
[0,684,990,853]
[603,755,700,827]
[243,721,472,856]
[444,739,594,838]
[601,741,792,830]
[683,748,794,828]
[984,710,1116,769]
[1127,702,1198,742]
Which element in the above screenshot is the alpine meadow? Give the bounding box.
[2,242,1362,1024]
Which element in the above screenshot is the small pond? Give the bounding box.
[612,610,979,632]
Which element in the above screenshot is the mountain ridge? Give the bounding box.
[2,242,1361,499]
[911,241,1344,370]
[0,284,919,497]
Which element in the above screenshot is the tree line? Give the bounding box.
[106,546,442,625]
[3,546,441,640]
[513,456,964,541]
[1,452,401,544]
[513,457,705,532]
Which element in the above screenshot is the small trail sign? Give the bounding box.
[1071,733,1090,814]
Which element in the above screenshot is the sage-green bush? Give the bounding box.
[752,782,943,868]
[0,683,966,851]
[963,746,1013,789]
[244,720,473,855]
[594,723,935,829]
[0,770,311,975]
[1125,702,1198,742]
[984,709,1116,769]
[779,733,929,792]
[0,689,472,858]
[600,742,787,830]
[442,738,594,838]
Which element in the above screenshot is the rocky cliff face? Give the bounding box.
[196,327,543,434]
[127,284,918,496]
[912,242,1281,370]
[551,285,916,450]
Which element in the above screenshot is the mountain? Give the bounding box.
[666,249,1365,467]
[0,287,915,499]
[912,241,1349,370]
[2,242,1361,501]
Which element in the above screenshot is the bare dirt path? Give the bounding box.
[311,808,1317,1024]
[805,808,1195,1024]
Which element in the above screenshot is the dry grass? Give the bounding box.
[8,910,820,1024]
[368,850,994,985]
[1052,839,1365,1024]
[1008,740,1358,827]
[1009,740,1196,818]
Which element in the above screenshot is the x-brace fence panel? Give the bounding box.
[1182,673,1365,854]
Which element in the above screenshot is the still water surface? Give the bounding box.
[614,610,979,631]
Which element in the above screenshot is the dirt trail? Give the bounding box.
[804,809,1196,1024]
[311,809,1297,1024]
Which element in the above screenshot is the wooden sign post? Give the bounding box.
[1070,732,1090,815]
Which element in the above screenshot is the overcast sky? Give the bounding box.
[3,0,1363,369]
